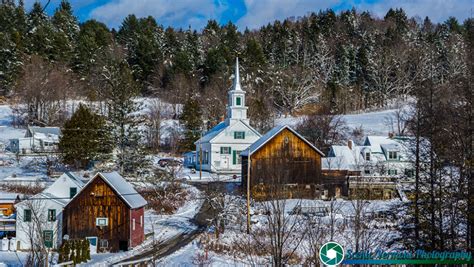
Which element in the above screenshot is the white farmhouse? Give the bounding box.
[15,172,85,250]
[194,58,261,173]
[323,136,414,178]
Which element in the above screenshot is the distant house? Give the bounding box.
[63,172,147,252]
[322,136,414,199]
[0,193,19,237]
[323,136,413,177]
[241,125,346,200]
[194,58,261,173]
[9,126,61,154]
[183,151,197,168]
[15,172,85,250]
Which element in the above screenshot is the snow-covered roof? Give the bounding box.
[98,172,147,209]
[27,126,61,137]
[323,135,413,171]
[241,125,325,157]
[0,192,19,204]
[364,136,399,153]
[195,121,227,144]
[15,192,68,207]
[64,172,85,188]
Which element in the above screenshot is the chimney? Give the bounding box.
[348,140,353,150]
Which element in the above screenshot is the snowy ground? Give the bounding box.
[85,185,204,266]
[0,251,28,267]
[276,108,402,136]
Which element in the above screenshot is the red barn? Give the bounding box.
[63,172,147,252]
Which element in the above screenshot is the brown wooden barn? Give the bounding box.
[63,172,147,252]
[241,125,347,199]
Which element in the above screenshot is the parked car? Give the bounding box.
[157,158,182,168]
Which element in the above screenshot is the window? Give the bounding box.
[388,169,398,175]
[69,187,77,199]
[404,169,414,178]
[99,239,108,248]
[365,152,371,161]
[140,215,143,226]
[220,147,231,154]
[132,218,136,231]
[202,151,209,164]
[24,209,31,222]
[236,97,242,106]
[234,131,245,139]
[233,150,243,164]
[364,169,371,175]
[388,151,398,160]
[96,217,108,226]
[47,209,56,222]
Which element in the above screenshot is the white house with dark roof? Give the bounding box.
[323,136,414,178]
[14,172,85,250]
[194,58,261,173]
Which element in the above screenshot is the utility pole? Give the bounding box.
[246,148,251,234]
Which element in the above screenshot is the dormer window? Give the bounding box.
[388,151,398,160]
[236,97,241,106]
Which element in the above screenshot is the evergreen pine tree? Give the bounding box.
[179,98,202,151]
[59,104,113,169]
[26,2,56,58]
[52,0,79,62]
[98,56,150,177]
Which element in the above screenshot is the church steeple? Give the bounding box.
[226,58,249,125]
[233,57,242,91]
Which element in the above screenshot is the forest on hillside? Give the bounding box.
[0,1,472,253]
[0,1,472,131]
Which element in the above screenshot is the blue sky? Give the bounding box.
[27,0,472,30]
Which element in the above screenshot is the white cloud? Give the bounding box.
[237,0,342,29]
[89,0,226,29]
[238,0,472,30]
[355,0,472,23]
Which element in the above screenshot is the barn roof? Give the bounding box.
[241,124,325,157]
[98,172,147,209]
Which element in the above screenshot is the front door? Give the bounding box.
[86,237,98,254]
[221,155,230,170]
[43,230,53,248]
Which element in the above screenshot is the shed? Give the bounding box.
[62,172,147,252]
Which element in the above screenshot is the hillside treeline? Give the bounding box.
[0,1,471,131]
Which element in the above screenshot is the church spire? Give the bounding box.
[233,57,242,91]
[226,57,248,125]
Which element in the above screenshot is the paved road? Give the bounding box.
[113,197,214,266]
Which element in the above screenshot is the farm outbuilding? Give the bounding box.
[62,172,147,252]
[241,125,347,200]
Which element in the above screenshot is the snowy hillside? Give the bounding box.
[276,108,401,136]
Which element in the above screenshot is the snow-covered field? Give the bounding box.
[276,108,401,136]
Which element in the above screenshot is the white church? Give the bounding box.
[194,58,261,173]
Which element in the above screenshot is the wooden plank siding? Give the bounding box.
[242,128,327,199]
[63,177,130,252]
